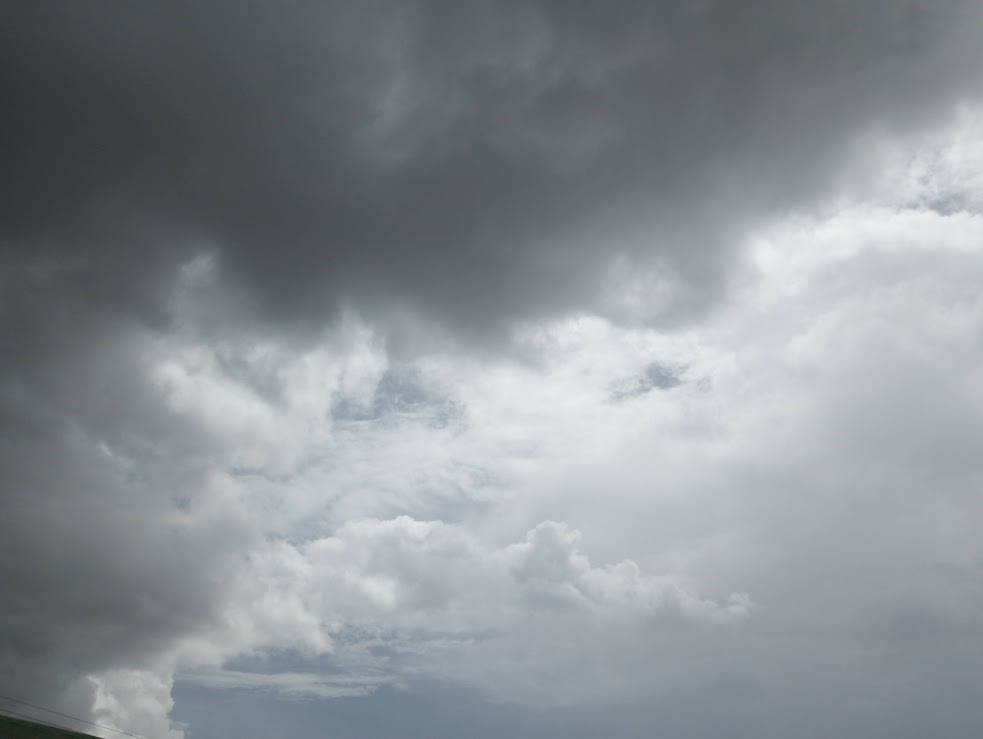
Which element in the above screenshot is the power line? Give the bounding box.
[0,705,82,733]
[0,693,148,739]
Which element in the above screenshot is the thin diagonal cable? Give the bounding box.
[0,694,147,739]
[0,705,85,733]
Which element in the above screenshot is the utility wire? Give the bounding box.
[0,704,81,733]
[0,693,148,739]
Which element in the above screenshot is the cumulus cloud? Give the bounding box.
[169,515,748,714]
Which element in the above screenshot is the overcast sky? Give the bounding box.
[3,2,983,738]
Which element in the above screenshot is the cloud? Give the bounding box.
[3,2,982,341]
[168,515,749,713]
[90,670,185,739]
[3,4,983,738]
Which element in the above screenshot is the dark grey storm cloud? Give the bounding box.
[3,1,981,339]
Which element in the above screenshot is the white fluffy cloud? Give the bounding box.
[177,516,749,707]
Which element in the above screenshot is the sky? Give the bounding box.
[2,2,983,737]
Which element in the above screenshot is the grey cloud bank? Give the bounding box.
[2,3,983,738]
[3,1,981,337]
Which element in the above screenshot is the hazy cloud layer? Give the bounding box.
[2,3,983,738]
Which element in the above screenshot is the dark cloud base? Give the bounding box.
[3,1,980,341]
